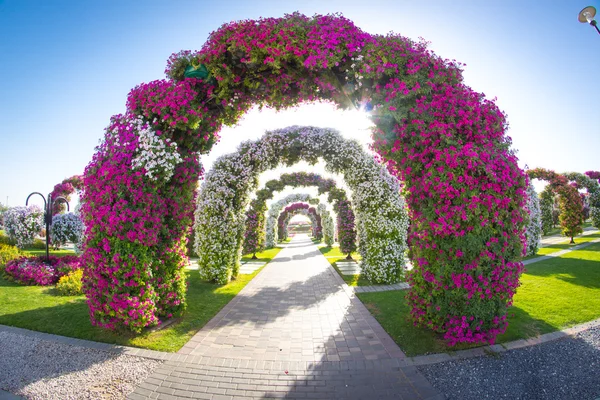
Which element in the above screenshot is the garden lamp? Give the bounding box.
[26,192,70,262]
[578,6,600,35]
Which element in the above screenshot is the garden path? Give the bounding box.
[129,234,442,399]
[540,227,598,246]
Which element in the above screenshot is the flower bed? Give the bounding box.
[4,255,81,286]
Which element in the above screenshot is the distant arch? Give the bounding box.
[194,126,408,284]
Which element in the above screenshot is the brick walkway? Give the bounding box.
[130,235,442,399]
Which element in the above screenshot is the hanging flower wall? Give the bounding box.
[564,172,600,229]
[528,169,583,242]
[277,203,322,241]
[317,203,335,246]
[50,175,83,215]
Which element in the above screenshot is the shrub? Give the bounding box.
[56,269,83,296]
[0,231,17,246]
[539,188,554,235]
[0,243,22,272]
[28,239,47,249]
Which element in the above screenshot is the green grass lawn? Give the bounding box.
[0,247,281,352]
[22,248,77,257]
[522,232,600,260]
[359,242,600,356]
[316,244,371,286]
[241,246,281,263]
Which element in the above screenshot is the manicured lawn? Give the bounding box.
[242,246,281,263]
[22,249,76,257]
[317,244,370,286]
[522,232,600,260]
[359,242,600,356]
[0,247,281,352]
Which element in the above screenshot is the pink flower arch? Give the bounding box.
[82,13,527,344]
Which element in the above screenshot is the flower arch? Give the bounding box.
[564,171,600,229]
[51,175,83,215]
[243,171,355,254]
[317,203,335,246]
[525,183,542,256]
[194,126,408,284]
[264,193,320,247]
[82,13,527,343]
[527,168,584,243]
[277,203,322,240]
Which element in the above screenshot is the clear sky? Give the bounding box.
[1,0,599,210]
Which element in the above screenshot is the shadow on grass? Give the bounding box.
[496,305,558,343]
[0,269,260,352]
[523,252,600,289]
[358,290,563,357]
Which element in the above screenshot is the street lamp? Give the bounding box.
[25,192,69,262]
[579,6,600,35]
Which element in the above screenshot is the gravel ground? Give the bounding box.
[0,331,162,400]
[419,326,600,400]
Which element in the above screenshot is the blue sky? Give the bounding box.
[1,0,599,209]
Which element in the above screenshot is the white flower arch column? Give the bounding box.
[265,194,318,247]
[525,183,542,256]
[194,126,409,284]
[281,208,319,240]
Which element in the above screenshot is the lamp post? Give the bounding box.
[579,6,600,35]
[25,192,69,262]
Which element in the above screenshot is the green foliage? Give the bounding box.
[56,269,83,296]
[0,230,16,246]
[0,243,22,271]
[539,188,555,236]
[28,238,47,249]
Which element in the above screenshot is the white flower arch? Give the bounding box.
[525,183,542,256]
[194,126,409,284]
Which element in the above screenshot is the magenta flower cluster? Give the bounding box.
[82,115,202,331]
[83,12,527,343]
[50,175,83,215]
[4,255,81,286]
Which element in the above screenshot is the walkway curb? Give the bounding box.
[2,304,599,369]
[524,237,600,265]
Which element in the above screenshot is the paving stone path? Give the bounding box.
[130,235,442,399]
